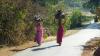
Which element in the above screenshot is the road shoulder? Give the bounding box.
[81,37,100,56]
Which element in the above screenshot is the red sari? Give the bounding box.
[57,25,64,44]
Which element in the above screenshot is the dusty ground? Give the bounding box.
[0,29,80,56]
[81,37,100,56]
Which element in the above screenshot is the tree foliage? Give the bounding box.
[83,0,100,12]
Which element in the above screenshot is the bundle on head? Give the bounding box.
[34,15,42,22]
[55,10,65,19]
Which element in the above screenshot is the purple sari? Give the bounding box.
[35,23,43,45]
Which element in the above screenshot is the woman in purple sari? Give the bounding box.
[55,10,65,46]
[34,15,44,46]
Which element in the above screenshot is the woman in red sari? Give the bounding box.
[55,10,65,46]
[34,15,44,46]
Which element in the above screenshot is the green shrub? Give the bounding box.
[69,9,83,28]
[0,0,35,46]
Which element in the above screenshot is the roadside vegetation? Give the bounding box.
[0,0,95,47]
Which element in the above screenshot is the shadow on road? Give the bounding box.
[85,23,100,29]
[10,45,39,52]
[10,49,27,52]
[32,45,59,51]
